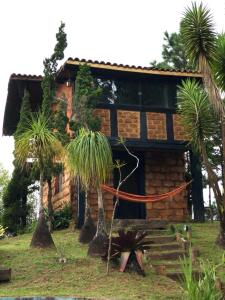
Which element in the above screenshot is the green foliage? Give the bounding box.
[0,225,5,237]
[52,205,72,230]
[2,167,33,232]
[177,79,217,153]
[70,64,101,134]
[14,113,63,173]
[66,128,113,189]
[14,89,31,138]
[150,31,192,70]
[0,164,10,218]
[181,250,222,300]
[213,33,225,91]
[41,22,67,120]
[52,95,70,145]
[180,2,216,68]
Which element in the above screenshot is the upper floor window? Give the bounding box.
[95,76,177,109]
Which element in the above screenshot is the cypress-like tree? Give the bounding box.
[36,22,68,234]
[69,64,102,242]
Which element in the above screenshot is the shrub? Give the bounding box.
[52,205,72,230]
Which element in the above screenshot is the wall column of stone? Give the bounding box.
[145,150,188,221]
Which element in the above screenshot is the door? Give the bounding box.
[113,151,146,219]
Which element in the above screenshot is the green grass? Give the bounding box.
[0,222,224,299]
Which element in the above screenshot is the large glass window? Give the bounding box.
[95,76,177,109]
[142,79,177,109]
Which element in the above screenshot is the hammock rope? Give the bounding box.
[101,181,192,203]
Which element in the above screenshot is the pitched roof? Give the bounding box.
[58,57,202,78]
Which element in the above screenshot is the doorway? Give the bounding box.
[113,151,146,219]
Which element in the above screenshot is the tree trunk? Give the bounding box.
[88,188,107,257]
[79,189,96,244]
[21,188,28,228]
[200,141,225,248]
[30,171,55,248]
[47,178,54,233]
[190,151,205,222]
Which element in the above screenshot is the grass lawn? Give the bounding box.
[0,222,224,300]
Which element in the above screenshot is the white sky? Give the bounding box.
[0,0,225,175]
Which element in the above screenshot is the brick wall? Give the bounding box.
[43,169,72,211]
[117,110,140,138]
[145,151,187,222]
[56,83,73,119]
[94,109,111,136]
[88,177,114,221]
[146,112,167,140]
[173,114,189,141]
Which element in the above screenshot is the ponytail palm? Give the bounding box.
[66,128,113,256]
[15,113,63,248]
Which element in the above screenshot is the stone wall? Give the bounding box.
[145,151,187,221]
[173,114,189,141]
[43,150,187,222]
[43,169,72,211]
[146,112,167,140]
[94,109,111,136]
[117,110,140,138]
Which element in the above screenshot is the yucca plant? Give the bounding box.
[180,2,225,247]
[102,230,152,276]
[66,128,113,256]
[177,79,225,248]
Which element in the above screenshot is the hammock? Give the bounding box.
[101,181,191,203]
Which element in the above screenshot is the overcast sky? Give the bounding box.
[0,0,225,174]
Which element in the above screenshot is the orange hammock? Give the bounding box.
[101,181,192,203]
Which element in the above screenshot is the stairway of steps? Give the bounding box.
[143,224,200,282]
[111,219,200,282]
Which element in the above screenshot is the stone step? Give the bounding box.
[148,250,187,261]
[150,242,180,251]
[166,270,201,282]
[113,219,168,230]
[145,235,176,244]
[136,229,169,235]
[152,262,182,271]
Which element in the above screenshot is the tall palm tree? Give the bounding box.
[14,113,63,248]
[181,2,225,247]
[178,79,225,247]
[66,128,113,256]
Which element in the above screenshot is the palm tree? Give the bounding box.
[14,113,63,248]
[66,128,113,256]
[181,2,225,247]
[178,79,225,247]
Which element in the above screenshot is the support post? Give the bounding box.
[190,150,205,222]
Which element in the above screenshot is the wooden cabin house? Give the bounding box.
[3,58,204,226]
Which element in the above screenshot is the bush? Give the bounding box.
[52,205,72,230]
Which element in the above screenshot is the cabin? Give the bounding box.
[3,58,204,226]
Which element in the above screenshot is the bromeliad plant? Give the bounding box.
[103,230,152,276]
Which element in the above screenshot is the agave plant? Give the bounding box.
[103,230,152,276]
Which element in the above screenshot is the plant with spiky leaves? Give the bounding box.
[103,230,152,276]
[66,128,113,256]
[180,2,225,247]
[178,79,225,247]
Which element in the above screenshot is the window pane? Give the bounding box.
[142,80,177,109]
[114,78,140,105]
